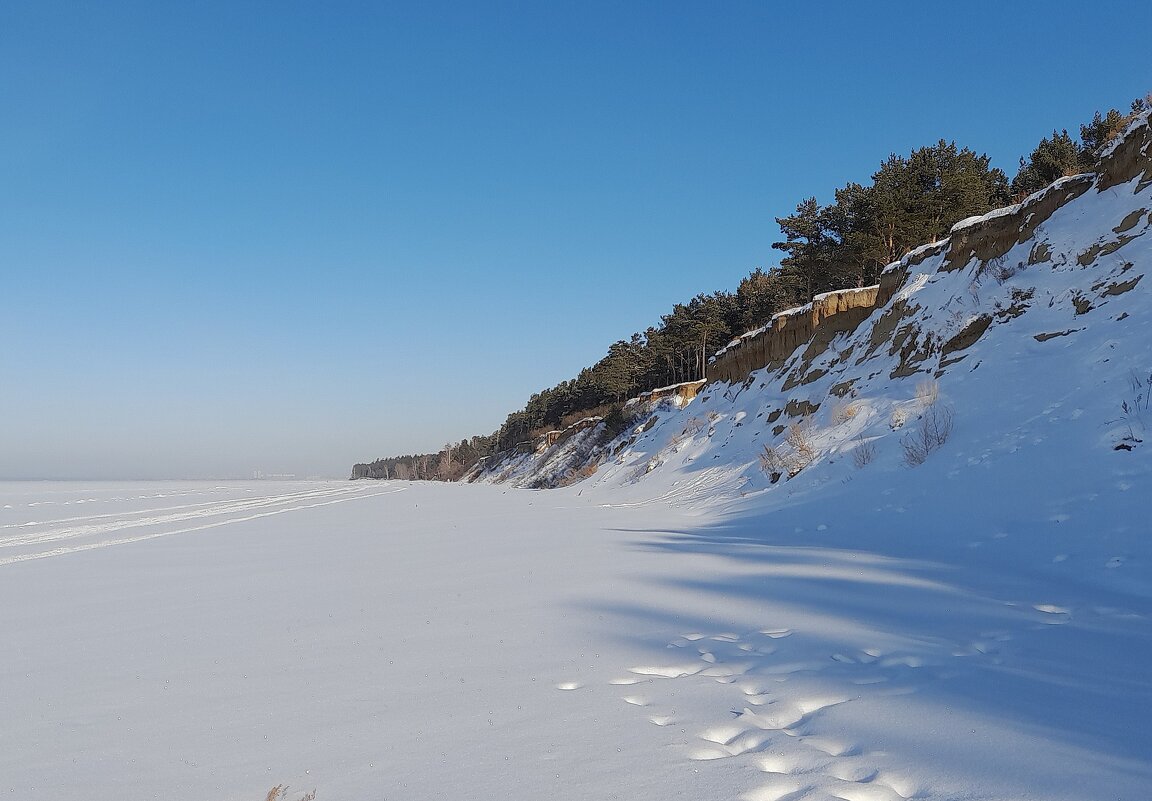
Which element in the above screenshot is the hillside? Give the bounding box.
[470,109,1152,501]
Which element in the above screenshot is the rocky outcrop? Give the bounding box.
[625,380,707,409]
[941,175,1094,273]
[1097,111,1152,192]
[540,415,604,448]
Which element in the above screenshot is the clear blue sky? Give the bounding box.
[2,1,1149,479]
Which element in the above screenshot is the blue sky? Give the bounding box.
[2,1,1149,479]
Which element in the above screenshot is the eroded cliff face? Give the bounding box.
[627,380,707,408]
[708,286,880,386]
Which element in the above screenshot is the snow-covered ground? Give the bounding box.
[1,473,1149,801]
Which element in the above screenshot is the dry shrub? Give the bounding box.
[786,419,815,465]
[1117,369,1152,447]
[915,378,940,407]
[264,787,316,801]
[759,418,815,482]
[569,461,600,482]
[852,436,876,468]
[758,444,786,483]
[902,403,954,466]
[890,406,910,430]
[831,400,859,425]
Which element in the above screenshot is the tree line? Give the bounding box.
[356,95,1150,481]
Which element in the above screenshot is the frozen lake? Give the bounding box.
[1,480,1149,801]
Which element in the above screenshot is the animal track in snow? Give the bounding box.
[826,764,879,783]
[1032,603,1072,625]
[606,620,1050,801]
[803,736,861,758]
[760,628,794,638]
[627,663,704,678]
[741,776,812,801]
[831,782,908,801]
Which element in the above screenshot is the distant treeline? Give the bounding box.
[353,437,495,482]
[355,95,1150,482]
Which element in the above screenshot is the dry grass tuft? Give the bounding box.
[852,437,876,468]
[890,406,910,430]
[831,400,859,425]
[902,404,954,466]
[915,378,940,407]
[759,418,816,482]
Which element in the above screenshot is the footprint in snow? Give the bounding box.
[607,676,648,686]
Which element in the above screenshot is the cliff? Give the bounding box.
[707,286,880,386]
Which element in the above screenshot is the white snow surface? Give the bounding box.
[949,201,1022,233]
[6,125,1152,801]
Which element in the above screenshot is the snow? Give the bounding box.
[950,202,1022,233]
[811,285,876,303]
[5,116,1152,801]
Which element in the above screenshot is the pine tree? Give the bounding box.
[772,197,833,301]
[1079,108,1129,168]
[736,267,791,330]
[1011,129,1081,199]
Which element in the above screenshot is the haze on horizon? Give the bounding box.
[3,0,1150,480]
